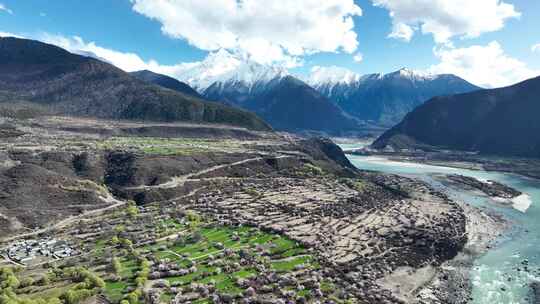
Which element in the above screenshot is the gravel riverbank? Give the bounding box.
[415,201,509,303]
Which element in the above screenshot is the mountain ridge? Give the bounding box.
[305,67,480,126]
[164,49,361,134]
[204,74,362,134]
[372,75,540,157]
[0,37,271,131]
[171,52,479,129]
[130,70,202,98]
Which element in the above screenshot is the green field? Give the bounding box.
[1,207,354,304]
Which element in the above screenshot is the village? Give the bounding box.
[1,238,78,266]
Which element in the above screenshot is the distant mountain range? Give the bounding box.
[162,50,363,134]
[155,50,479,132]
[305,66,480,126]
[0,37,270,131]
[372,75,540,157]
[7,37,486,135]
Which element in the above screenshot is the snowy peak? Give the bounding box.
[308,65,480,126]
[175,49,289,92]
[306,67,440,88]
[385,68,439,81]
[305,66,363,88]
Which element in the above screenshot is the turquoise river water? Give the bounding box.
[340,143,540,304]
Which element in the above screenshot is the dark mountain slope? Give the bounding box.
[204,76,361,134]
[0,37,270,131]
[131,70,202,98]
[249,76,360,133]
[372,75,540,157]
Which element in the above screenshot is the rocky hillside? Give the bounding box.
[131,69,202,98]
[372,75,540,157]
[0,37,270,131]
[307,68,479,126]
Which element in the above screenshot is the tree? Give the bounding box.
[125,289,141,304]
[112,257,123,276]
[135,259,150,288]
[58,267,104,304]
[0,267,64,304]
[185,210,201,230]
[18,277,33,288]
[61,289,94,304]
[121,238,133,250]
[0,267,20,290]
[114,225,125,234]
[110,236,120,245]
[126,202,139,218]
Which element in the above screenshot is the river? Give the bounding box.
[340,143,540,304]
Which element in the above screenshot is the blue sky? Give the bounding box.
[0,0,539,88]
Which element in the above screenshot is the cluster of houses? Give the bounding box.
[3,238,78,265]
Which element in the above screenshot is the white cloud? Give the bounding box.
[372,0,520,43]
[388,22,415,42]
[36,33,206,80]
[130,0,362,65]
[38,33,162,72]
[532,43,540,53]
[2,32,132,66]
[428,41,539,88]
[0,3,12,14]
[0,31,23,38]
[0,31,191,75]
[2,31,283,87]
[353,52,363,63]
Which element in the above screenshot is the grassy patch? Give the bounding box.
[271,255,312,272]
[95,137,246,156]
[152,225,319,298]
[104,281,127,302]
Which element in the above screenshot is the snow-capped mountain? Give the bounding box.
[175,49,289,94]
[172,50,361,134]
[166,51,478,132]
[305,67,480,126]
[306,67,442,89]
[306,66,364,88]
[384,68,441,82]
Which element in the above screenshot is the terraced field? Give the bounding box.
[1,200,356,304]
[103,220,353,303]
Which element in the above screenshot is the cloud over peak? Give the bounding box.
[130,0,362,66]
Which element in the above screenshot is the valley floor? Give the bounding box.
[0,116,499,303]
